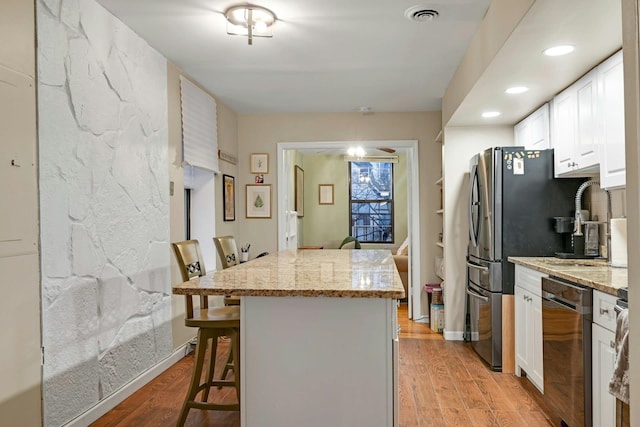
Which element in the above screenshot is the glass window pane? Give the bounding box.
[350,201,393,243]
[350,162,393,201]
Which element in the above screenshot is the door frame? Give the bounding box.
[276,140,422,319]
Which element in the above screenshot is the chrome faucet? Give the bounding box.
[573,180,612,261]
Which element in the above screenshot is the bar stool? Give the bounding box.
[213,235,241,306]
[172,240,240,426]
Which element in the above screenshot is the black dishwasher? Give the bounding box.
[542,276,593,427]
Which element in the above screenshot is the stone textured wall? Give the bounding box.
[37,0,170,424]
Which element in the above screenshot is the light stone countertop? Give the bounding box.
[508,256,628,296]
[173,249,406,299]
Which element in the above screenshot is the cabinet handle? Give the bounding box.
[610,340,616,349]
[600,307,610,315]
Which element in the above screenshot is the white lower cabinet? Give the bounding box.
[592,290,618,427]
[514,265,546,392]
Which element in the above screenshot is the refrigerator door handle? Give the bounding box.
[466,260,489,272]
[466,287,490,302]
[468,164,479,248]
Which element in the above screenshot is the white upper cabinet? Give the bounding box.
[550,50,625,186]
[598,51,625,189]
[551,70,599,176]
[514,103,550,150]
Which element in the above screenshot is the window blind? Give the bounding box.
[180,75,219,173]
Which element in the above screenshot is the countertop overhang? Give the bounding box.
[508,256,627,296]
[173,249,406,299]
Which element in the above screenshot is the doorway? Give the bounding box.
[276,140,422,319]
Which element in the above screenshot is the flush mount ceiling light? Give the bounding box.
[543,44,575,57]
[225,4,277,45]
[505,86,529,94]
[482,111,501,118]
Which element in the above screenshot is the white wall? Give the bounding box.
[236,113,442,316]
[37,0,170,424]
[442,126,514,339]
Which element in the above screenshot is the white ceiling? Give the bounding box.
[96,0,623,126]
[96,0,490,114]
[448,0,623,126]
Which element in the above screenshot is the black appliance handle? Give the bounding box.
[542,291,579,312]
[466,287,489,302]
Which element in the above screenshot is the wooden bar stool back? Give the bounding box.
[172,240,241,426]
[213,236,241,307]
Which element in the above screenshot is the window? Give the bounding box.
[349,162,394,243]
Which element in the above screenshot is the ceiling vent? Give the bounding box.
[404,6,439,22]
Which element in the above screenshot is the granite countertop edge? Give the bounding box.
[508,256,627,296]
[172,287,405,299]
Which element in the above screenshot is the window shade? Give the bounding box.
[180,76,219,173]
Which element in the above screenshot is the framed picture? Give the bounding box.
[223,174,235,221]
[319,184,334,205]
[250,153,269,174]
[246,184,272,218]
[294,165,304,217]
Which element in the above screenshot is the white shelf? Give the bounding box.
[435,177,443,186]
[436,242,444,248]
[436,209,444,215]
[436,272,445,280]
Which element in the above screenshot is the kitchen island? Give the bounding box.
[173,249,405,427]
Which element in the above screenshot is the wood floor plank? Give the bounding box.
[92,305,556,427]
[441,407,473,426]
[456,380,491,411]
[466,408,500,427]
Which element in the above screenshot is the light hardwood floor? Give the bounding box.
[92,303,552,427]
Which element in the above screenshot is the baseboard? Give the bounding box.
[64,344,191,427]
[443,330,464,341]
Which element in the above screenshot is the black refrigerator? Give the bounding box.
[466,147,584,371]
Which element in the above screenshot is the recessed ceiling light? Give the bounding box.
[543,45,575,57]
[482,111,501,118]
[505,86,529,94]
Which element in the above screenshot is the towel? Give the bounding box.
[609,308,630,404]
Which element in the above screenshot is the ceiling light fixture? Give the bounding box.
[225,4,277,45]
[505,86,529,94]
[542,45,575,57]
[347,147,366,158]
[482,111,501,118]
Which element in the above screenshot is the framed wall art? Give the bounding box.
[250,153,269,174]
[294,165,304,217]
[223,174,235,221]
[246,184,272,218]
[319,184,334,205]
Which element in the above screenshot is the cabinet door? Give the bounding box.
[515,285,531,375]
[592,323,616,427]
[528,103,550,150]
[598,51,626,189]
[574,70,599,170]
[552,87,576,176]
[529,293,544,392]
[514,117,530,149]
